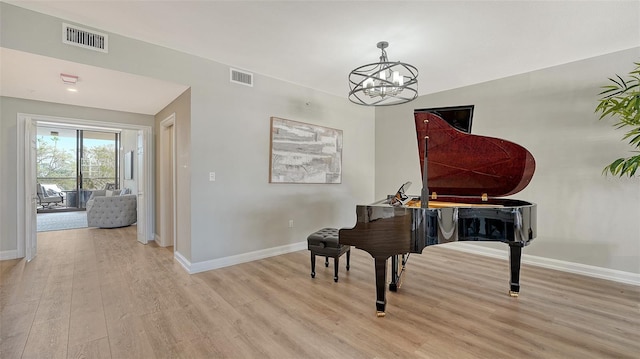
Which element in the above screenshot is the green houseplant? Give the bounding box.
[595,62,640,177]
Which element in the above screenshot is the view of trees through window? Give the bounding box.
[36,128,118,196]
[82,138,117,190]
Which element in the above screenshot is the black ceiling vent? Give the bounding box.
[230,68,253,87]
[62,23,108,53]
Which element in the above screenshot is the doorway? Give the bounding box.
[17,113,154,260]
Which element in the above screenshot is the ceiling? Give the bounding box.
[0,48,190,115]
[2,1,639,115]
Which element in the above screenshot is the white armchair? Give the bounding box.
[37,183,63,208]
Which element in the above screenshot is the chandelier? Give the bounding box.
[348,41,418,106]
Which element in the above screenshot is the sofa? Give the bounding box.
[86,189,137,228]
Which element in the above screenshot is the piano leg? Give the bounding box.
[346,249,350,271]
[508,243,523,297]
[374,258,387,317]
[389,254,409,292]
[389,255,399,292]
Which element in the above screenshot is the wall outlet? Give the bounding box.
[209,172,216,181]
[288,220,294,228]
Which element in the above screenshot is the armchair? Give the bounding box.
[37,183,63,208]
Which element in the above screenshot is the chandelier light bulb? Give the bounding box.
[364,77,375,90]
[393,71,403,87]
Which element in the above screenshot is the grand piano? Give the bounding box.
[339,109,537,317]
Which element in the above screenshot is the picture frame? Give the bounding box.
[269,117,343,184]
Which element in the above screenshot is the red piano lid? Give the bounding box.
[414,112,536,198]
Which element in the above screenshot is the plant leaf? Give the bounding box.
[596,63,640,177]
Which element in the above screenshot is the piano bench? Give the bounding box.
[307,228,351,282]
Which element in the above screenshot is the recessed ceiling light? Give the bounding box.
[67,88,78,92]
[60,73,79,85]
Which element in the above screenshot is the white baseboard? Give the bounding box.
[172,240,639,287]
[449,243,640,286]
[154,233,162,246]
[174,250,191,273]
[176,241,307,274]
[0,249,19,261]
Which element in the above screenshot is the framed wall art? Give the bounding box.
[269,117,343,184]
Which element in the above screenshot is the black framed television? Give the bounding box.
[414,105,474,133]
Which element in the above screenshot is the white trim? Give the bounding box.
[24,113,147,131]
[25,116,37,260]
[16,114,27,259]
[174,250,192,273]
[449,243,640,286]
[159,114,176,249]
[174,239,640,286]
[154,233,161,246]
[177,241,307,274]
[17,114,38,260]
[135,128,154,244]
[0,250,19,260]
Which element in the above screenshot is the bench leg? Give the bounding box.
[310,252,316,278]
[325,257,329,267]
[334,256,339,282]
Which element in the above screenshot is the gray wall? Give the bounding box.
[0,3,375,264]
[0,96,154,253]
[187,75,374,263]
[375,48,640,273]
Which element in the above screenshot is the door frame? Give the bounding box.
[17,113,154,257]
[159,113,177,249]
[17,116,37,260]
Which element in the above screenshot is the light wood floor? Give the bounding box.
[1,226,639,359]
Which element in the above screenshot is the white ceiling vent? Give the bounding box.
[230,68,253,87]
[62,23,108,53]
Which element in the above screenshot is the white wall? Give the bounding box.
[375,48,640,274]
[0,4,375,266]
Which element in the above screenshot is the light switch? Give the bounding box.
[209,172,216,181]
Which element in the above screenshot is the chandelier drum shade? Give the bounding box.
[348,41,418,106]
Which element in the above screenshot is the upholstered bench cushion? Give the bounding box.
[307,228,348,257]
